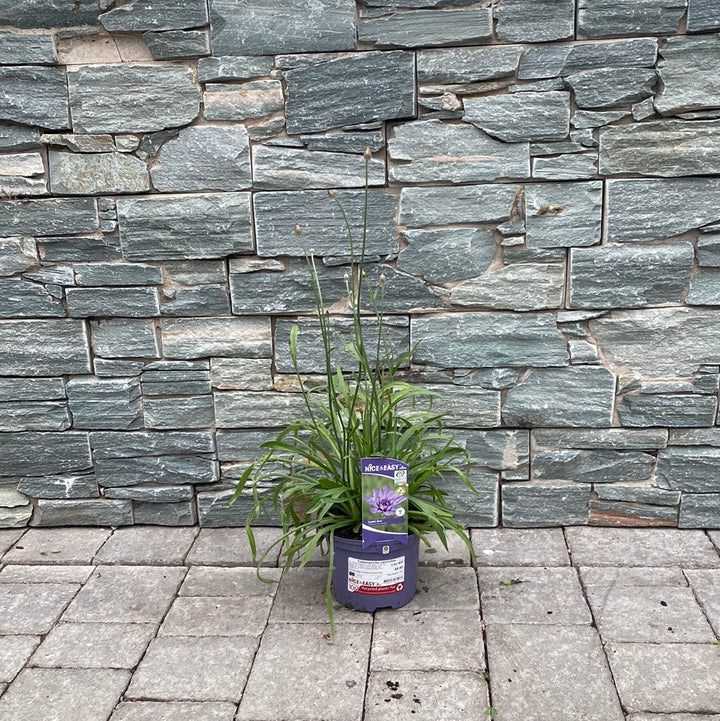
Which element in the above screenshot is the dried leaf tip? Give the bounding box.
[364,147,372,160]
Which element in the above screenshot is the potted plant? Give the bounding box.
[229,151,476,635]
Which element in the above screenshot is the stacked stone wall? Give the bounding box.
[1,0,720,528]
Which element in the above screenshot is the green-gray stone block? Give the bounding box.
[143,396,214,430]
[284,51,415,134]
[75,263,162,287]
[104,484,194,503]
[0,238,36,278]
[0,431,91,477]
[679,494,720,528]
[0,30,56,64]
[0,198,97,237]
[0,377,65,402]
[197,55,274,82]
[569,242,693,309]
[210,0,356,56]
[32,499,133,527]
[67,65,200,134]
[164,260,227,285]
[301,130,385,154]
[0,122,41,151]
[594,483,680,506]
[600,120,720,177]
[197,487,250,527]
[526,181,602,248]
[519,38,657,80]
[425,384,501,429]
[254,189,397,257]
[252,146,385,190]
[399,184,522,228]
[132,500,197,526]
[697,234,720,267]
[503,367,616,427]
[39,236,122,263]
[657,446,720,492]
[388,119,529,184]
[413,312,569,369]
[418,45,522,83]
[618,394,718,428]
[215,429,279,462]
[66,287,160,318]
[66,377,144,431]
[687,269,720,305]
[591,308,720,378]
[91,318,160,359]
[203,80,284,121]
[151,126,251,192]
[495,0,574,42]
[0,320,91,376]
[143,30,211,59]
[532,153,598,180]
[398,227,495,284]
[502,483,590,527]
[90,430,215,458]
[655,35,720,116]
[436,470,499,527]
[142,366,211,397]
[533,449,655,483]
[0,279,65,318]
[100,0,208,31]
[161,286,231,317]
[213,390,309,429]
[17,474,99,500]
[464,92,570,143]
[456,428,530,473]
[359,8,492,48]
[607,178,720,243]
[48,152,149,195]
[0,400,69,431]
[577,0,686,38]
[590,499,679,526]
[533,428,668,450]
[95,456,218,488]
[117,193,253,261]
[687,0,720,31]
[566,67,657,109]
[0,0,101,28]
[161,317,271,360]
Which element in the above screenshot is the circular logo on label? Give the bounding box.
[395,508,405,517]
[396,583,404,591]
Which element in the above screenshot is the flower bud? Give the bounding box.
[379,273,387,285]
[364,147,372,160]
[294,224,301,235]
[327,189,335,198]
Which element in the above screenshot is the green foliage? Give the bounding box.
[228,151,476,634]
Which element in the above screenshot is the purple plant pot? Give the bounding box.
[331,533,419,612]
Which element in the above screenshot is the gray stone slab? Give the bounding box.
[179,567,280,597]
[159,596,272,637]
[151,125,250,192]
[502,483,591,527]
[0,668,130,721]
[66,286,160,319]
[477,566,592,625]
[655,35,720,116]
[577,0,685,37]
[185,527,283,567]
[66,377,143,430]
[0,565,94,584]
[495,0,574,41]
[618,393,718,428]
[1,528,110,565]
[31,621,155,668]
[364,670,489,721]
[94,527,198,565]
[33,499,134,528]
[533,449,655,484]
[128,635,256,702]
[203,79,283,121]
[688,0,720,30]
[402,567,479,612]
[566,67,657,109]
[503,366,615,427]
[657,446,720,493]
[464,91,570,143]
[198,55,273,82]
[487,624,624,721]
[49,151,149,195]
[162,316,271,359]
[117,192,252,261]
[110,702,237,721]
[360,8,491,48]
[680,494,720,528]
[210,0,355,55]
[372,609,483,670]
[143,29,211,59]
[0,635,39,682]
[0,197,97,237]
[533,428,668,450]
[591,584,716,645]
[284,50,415,134]
[99,0,208,31]
[418,532,472,567]
[91,318,160,359]
[685,569,720,635]
[412,312,568,369]
[237,623,369,721]
[63,566,186,624]
[90,430,215,459]
[471,527,570,566]
[0,583,79,634]
[0,66,69,130]
[418,45,522,83]
[143,395,214,430]
[607,642,720,713]
[566,528,720,568]
[67,65,200,134]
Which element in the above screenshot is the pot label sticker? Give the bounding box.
[347,555,405,596]
[360,457,409,548]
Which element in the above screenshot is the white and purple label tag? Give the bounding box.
[360,457,409,548]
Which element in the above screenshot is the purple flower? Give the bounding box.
[364,485,403,516]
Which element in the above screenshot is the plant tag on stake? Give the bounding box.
[361,457,409,548]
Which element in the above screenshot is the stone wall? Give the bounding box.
[1,0,720,529]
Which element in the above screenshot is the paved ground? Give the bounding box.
[0,526,718,721]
